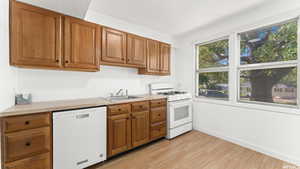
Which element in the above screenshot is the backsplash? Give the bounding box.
[15,65,175,102]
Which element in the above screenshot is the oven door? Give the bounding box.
[168,99,192,129]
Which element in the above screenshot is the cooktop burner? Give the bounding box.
[157,91,187,95]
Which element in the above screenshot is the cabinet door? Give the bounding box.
[159,43,171,75]
[102,27,127,64]
[147,40,160,72]
[64,17,100,71]
[10,1,62,68]
[4,153,50,169]
[131,111,149,148]
[127,34,147,67]
[108,114,131,157]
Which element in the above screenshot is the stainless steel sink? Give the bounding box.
[107,96,141,101]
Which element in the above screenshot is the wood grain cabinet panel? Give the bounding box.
[131,101,149,112]
[159,43,171,75]
[3,113,50,133]
[147,40,160,73]
[101,27,127,64]
[108,113,131,157]
[150,99,167,108]
[150,107,166,124]
[127,34,147,67]
[4,127,51,163]
[138,40,171,75]
[4,153,50,169]
[10,1,63,68]
[150,122,166,141]
[64,16,100,71]
[108,104,131,116]
[131,111,149,148]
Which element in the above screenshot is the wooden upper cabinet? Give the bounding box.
[147,40,160,72]
[10,1,63,68]
[139,40,171,76]
[127,34,147,67]
[159,43,171,75]
[64,17,100,71]
[101,27,127,64]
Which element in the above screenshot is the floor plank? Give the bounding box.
[89,131,297,169]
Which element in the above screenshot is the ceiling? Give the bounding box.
[88,0,271,36]
[17,0,273,36]
[17,0,92,18]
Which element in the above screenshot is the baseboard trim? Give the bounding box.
[194,127,300,166]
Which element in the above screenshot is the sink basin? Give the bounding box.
[107,96,141,101]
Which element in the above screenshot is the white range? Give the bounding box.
[150,83,193,139]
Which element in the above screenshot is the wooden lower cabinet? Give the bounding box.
[108,113,131,157]
[107,99,166,158]
[4,153,50,169]
[1,113,52,169]
[131,111,149,148]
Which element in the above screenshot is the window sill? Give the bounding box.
[193,97,300,116]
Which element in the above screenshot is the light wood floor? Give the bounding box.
[89,131,296,169]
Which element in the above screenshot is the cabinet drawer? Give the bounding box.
[4,127,50,162]
[150,107,166,123]
[150,122,166,140]
[131,101,149,112]
[3,113,50,133]
[108,104,131,116]
[150,99,166,108]
[5,153,50,169]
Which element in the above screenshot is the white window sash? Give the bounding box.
[197,67,229,73]
[238,60,298,71]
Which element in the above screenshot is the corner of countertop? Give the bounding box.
[0,94,167,118]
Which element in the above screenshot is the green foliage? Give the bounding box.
[241,21,297,64]
[198,39,229,68]
[199,72,228,90]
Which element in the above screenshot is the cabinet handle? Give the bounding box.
[25,121,30,125]
[25,142,31,146]
[56,59,59,63]
[65,60,69,64]
[121,58,125,61]
[118,109,122,111]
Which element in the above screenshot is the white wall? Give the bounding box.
[12,8,175,103]
[0,0,15,111]
[175,0,300,166]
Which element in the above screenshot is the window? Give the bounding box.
[196,38,229,99]
[239,20,298,106]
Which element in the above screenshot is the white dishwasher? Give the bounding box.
[53,107,107,169]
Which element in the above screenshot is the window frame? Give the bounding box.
[195,36,230,100]
[236,18,300,108]
[194,16,300,110]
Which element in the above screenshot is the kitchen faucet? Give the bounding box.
[113,89,128,97]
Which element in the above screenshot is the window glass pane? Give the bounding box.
[198,39,229,68]
[240,21,297,65]
[240,67,297,105]
[198,72,228,99]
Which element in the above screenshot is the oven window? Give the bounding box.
[174,106,189,121]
